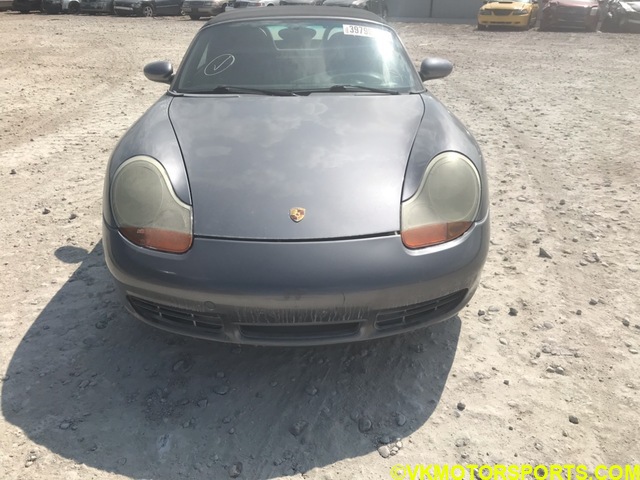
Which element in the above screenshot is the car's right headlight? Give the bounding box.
[110,155,193,254]
[401,152,481,249]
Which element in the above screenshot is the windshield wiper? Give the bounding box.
[185,85,298,96]
[329,84,400,95]
[294,85,400,95]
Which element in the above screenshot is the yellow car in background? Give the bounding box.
[478,0,540,30]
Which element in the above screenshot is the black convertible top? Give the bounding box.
[203,6,387,27]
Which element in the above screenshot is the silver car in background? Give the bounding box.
[79,0,113,13]
[42,0,80,11]
[182,0,226,19]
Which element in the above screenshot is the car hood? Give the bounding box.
[483,1,531,9]
[168,94,424,240]
[620,1,640,12]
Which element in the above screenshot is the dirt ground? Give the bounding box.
[1,11,639,480]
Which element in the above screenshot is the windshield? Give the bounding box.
[173,19,424,95]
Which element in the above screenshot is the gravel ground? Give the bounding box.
[1,11,639,480]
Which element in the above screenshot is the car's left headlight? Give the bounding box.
[512,8,527,14]
[401,152,481,249]
[110,155,193,254]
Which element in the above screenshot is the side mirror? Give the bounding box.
[144,60,174,84]
[419,57,453,82]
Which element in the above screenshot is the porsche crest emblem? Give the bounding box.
[289,207,306,223]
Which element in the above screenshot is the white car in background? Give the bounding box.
[42,0,80,12]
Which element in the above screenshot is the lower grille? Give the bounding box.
[127,290,466,341]
[240,322,361,340]
[374,290,467,331]
[128,296,223,332]
[558,6,585,14]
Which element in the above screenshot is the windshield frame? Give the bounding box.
[170,17,425,96]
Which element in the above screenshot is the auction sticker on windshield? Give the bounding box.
[342,24,392,40]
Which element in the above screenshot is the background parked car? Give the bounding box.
[181,0,225,19]
[79,0,113,13]
[539,0,600,30]
[12,0,42,12]
[477,0,540,30]
[601,0,640,31]
[42,0,80,12]
[113,0,182,16]
[0,0,13,11]
[280,0,324,5]
[321,0,388,19]
[226,0,280,8]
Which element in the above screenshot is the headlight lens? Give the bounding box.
[401,152,481,249]
[512,8,527,14]
[110,156,192,254]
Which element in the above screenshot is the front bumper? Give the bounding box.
[542,7,597,28]
[478,12,530,27]
[113,3,140,13]
[43,1,63,11]
[80,2,112,11]
[104,215,489,346]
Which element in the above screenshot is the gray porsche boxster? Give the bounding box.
[103,7,490,346]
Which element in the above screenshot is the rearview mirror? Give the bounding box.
[144,61,174,84]
[419,58,453,82]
